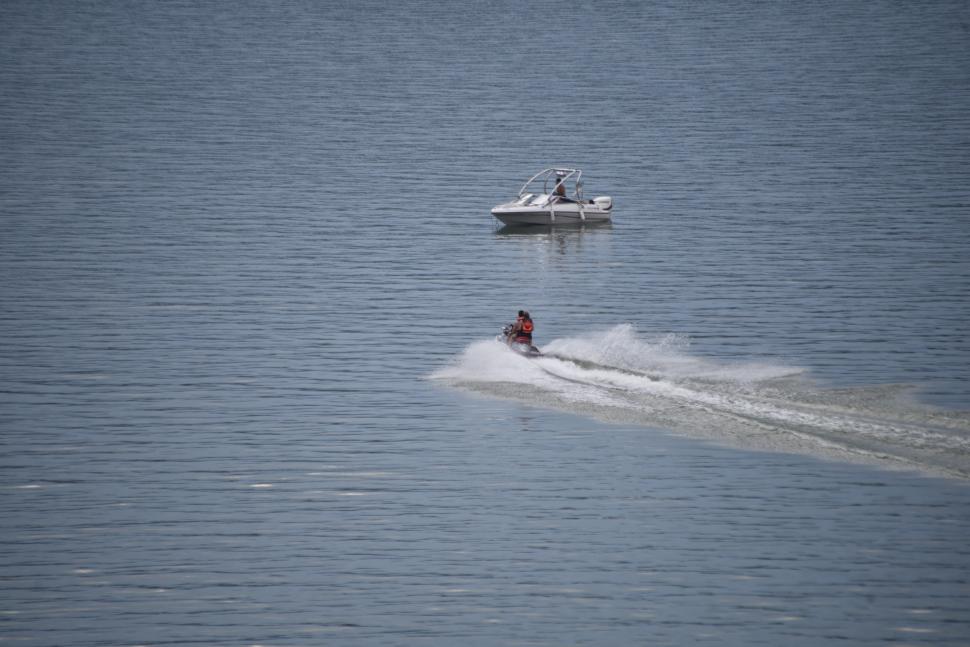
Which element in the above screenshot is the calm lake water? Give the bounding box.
[2,1,970,645]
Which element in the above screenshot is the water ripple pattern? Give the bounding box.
[1,1,969,646]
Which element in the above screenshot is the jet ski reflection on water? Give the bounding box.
[500,324,542,357]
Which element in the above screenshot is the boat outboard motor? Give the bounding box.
[593,196,613,211]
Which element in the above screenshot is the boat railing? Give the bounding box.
[517,168,583,201]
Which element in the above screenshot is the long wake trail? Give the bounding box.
[431,325,970,479]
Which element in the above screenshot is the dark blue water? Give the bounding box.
[2,1,970,645]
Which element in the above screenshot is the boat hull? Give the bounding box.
[491,205,611,226]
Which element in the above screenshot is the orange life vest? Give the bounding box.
[516,318,534,341]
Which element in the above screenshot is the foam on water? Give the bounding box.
[542,324,802,383]
[433,326,970,479]
[432,339,628,408]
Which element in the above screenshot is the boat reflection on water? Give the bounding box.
[495,221,614,237]
[494,221,614,256]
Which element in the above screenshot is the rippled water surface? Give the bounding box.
[2,1,970,645]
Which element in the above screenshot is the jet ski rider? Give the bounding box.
[508,310,535,345]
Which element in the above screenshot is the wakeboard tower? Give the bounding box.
[500,324,541,357]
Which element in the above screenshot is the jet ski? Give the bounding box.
[500,324,542,357]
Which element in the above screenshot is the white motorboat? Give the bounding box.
[491,168,613,226]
